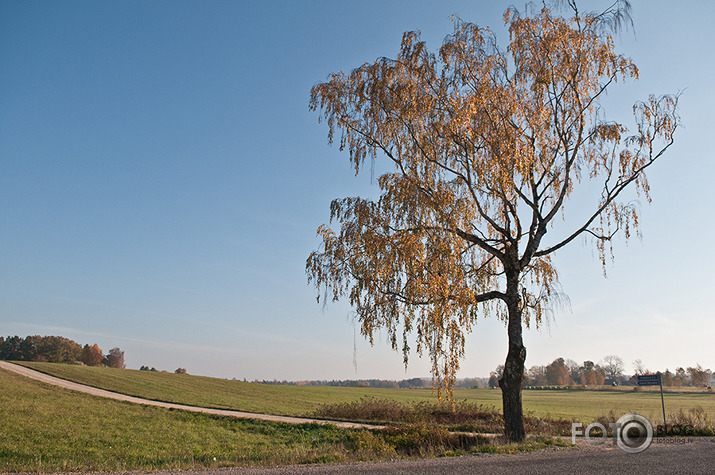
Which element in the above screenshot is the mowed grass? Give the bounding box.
[0,367,379,472]
[1,367,565,472]
[17,362,440,416]
[521,389,715,422]
[4,363,711,471]
[17,362,715,425]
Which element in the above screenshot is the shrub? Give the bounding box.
[313,398,504,433]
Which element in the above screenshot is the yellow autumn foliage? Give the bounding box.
[307,2,678,401]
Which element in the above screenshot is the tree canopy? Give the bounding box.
[0,335,125,368]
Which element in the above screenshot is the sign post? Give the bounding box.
[658,372,667,435]
[638,373,666,434]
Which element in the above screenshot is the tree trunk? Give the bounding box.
[498,271,526,442]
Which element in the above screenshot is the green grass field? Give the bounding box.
[0,367,374,472]
[4,362,713,472]
[18,362,715,423]
[0,366,565,472]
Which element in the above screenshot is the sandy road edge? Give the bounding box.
[0,360,383,430]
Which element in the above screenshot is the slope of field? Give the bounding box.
[17,362,715,423]
[17,362,442,416]
[0,367,393,472]
[3,365,568,472]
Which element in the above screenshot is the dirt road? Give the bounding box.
[0,360,380,429]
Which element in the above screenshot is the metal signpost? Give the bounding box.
[638,373,666,434]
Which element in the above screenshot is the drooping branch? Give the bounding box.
[534,94,679,258]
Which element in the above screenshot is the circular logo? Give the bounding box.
[615,413,653,454]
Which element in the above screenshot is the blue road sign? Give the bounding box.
[637,374,660,386]
[636,373,668,432]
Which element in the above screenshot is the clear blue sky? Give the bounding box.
[1,1,713,380]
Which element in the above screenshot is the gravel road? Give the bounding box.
[0,361,380,429]
[49,438,711,474]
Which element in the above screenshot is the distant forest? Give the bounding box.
[488,356,713,389]
[0,335,125,369]
[253,377,488,389]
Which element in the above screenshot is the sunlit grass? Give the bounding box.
[1,367,387,472]
[18,362,446,415]
[18,362,715,424]
[8,363,710,472]
[1,366,568,472]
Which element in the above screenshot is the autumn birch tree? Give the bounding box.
[307,1,678,442]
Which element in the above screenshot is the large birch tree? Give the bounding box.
[307,1,679,442]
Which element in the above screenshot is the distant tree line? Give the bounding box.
[0,335,125,369]
[253,378,428,388]
[489,355,713,388]
[250,377,488,389]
